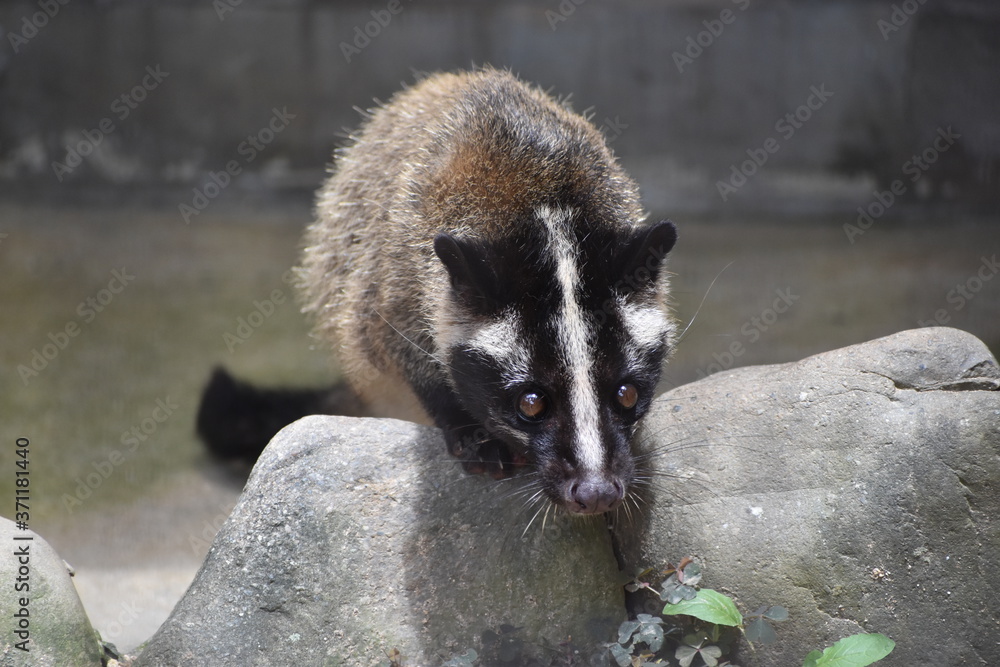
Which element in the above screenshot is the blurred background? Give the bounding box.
[1,0,998,654]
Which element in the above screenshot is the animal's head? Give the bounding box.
[434,206,677,515]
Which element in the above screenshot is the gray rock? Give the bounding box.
[0,518,103,667]
[619,327,1000,666]
[137,417,623,667]
[138,327,999,666]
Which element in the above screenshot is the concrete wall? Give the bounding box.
[0,0,997,215]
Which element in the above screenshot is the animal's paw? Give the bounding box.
[462,439,515,480]
[443,425,525,480]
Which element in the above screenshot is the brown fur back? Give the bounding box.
[298,68,646,417]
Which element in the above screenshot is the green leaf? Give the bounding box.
[618,620,641,644]
[675,645,698,667]
[803,634,895,667]
[637,623,665,653]
[745,617,777,644]
[659,576,680,600]
[664,584,698,605]
[680,562,703,586]
[663,589,743,627]
[608,642,632,667]
[701,645,722,667]
[802,649,823,667]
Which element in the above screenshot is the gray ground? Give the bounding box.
[1,200,997,652]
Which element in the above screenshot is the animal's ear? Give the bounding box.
[434,233,499,311]
[617,220,677,291]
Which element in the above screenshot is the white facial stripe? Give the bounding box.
[538,205,604,473]
[620,300,671,370]
[467,311,532,387]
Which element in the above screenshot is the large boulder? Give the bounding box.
[619,327,1000,666]
[0,518,103,667]
[138,327,999,666]
[136,417,623,667]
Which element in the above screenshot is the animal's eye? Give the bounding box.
[517,391,548,421]
[616,384,639,410]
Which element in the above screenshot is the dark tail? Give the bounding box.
[195,366,367,464]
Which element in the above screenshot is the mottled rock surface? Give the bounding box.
[0,518,103,667]
[138,327,999,666]
[137,417,622,667]
[620,327,1000,666]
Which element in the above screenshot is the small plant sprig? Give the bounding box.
[382,557,895,667]
[608,613,673,666]
[661,587,742,666]
[611,558,734,666]
[625,557,702,605]
[609,557,895,667]
[743,605,788,645]
[675,632,723,667]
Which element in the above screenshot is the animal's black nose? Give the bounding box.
[569,478,624,514]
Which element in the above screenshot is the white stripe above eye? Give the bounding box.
[620,301,669,349]
[466,311,532,387]
[538,205,604,473]
[620,299,671,368]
